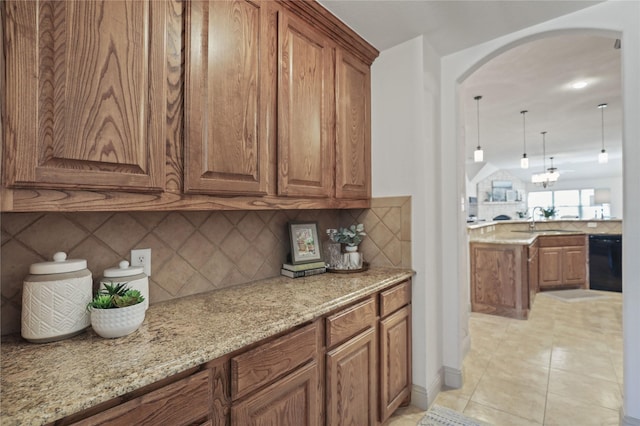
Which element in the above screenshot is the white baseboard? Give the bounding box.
[411,384,429,410]
[621,411,640,426]
[412,367,444,410]
[443,365,463,389]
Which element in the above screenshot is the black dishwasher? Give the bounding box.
[589,234,622,292]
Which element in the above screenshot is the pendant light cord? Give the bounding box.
[541,131,547,171]
[599,103,606,152]
[521,110,527,154]
[475,96,482,150]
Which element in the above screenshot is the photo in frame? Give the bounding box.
[288,222,323,264]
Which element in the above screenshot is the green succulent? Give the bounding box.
[87,282,145,310]
[542,206,558,218]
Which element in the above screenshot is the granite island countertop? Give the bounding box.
[469,229,586,245]
[1,267,414,426]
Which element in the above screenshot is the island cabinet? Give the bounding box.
[2,0,379,212]
[528,240,540,305]
[538,235,588,290]
[470,242,531,320]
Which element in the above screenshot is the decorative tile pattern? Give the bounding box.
[1,197,411,335]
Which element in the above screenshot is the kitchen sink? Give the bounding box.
[511,229,583,233]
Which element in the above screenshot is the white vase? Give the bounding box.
[343,245,363,269]
[90,303,145,339]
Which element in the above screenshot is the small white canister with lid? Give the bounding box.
[21,252,92,343]
[100,260,149,310]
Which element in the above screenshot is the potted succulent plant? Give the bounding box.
[87,282,146,338]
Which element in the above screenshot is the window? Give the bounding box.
[527,188,607,219]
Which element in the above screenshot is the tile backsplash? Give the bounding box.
[1,197,411,335]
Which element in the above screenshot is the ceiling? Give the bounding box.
[318,0,622,184]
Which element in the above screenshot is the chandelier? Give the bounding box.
[531,131,559,188]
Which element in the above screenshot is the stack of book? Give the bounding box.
[280,261,327,278]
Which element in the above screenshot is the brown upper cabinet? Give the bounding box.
[2,0,379,212]
[277,10,334,198]
[3,0,167,192]
[184,0,276,196]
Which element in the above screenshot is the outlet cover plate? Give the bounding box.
[131,248,151,277]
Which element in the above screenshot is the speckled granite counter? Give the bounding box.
[1,267,413,426]
[469,230,585,245]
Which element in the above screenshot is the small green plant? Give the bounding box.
[515,210,528,219]
[542,206,558,218]
[87,282,145,310]
[334,224,366,247]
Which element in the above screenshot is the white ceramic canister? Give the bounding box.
[21,252,92,343]
[100,260,149,310]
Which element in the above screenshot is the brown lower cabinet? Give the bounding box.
[538,235,587,290]
[56,279,412,426]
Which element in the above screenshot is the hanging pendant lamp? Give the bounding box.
[598,103,608,164]
[520,110,529,169]
[474,95,484,162]
[532,131,559,188]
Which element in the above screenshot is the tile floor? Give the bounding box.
[385,290,623,426]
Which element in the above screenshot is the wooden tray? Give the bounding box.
[327,263,369,274]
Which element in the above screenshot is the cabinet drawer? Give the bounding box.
[538,235,586,247]
[72,370,210,426]
[326,297,377,348]
[380,280,411,317]
[231,322,318,400]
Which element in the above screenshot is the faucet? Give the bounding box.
[530,206,544,231]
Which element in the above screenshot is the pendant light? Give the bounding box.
[598,103,608,164]
[520,110,529,169]
[532,131,559,188]
[473,95,484,162]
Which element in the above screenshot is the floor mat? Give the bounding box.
[540,289,609,302]
[417,405,491,426]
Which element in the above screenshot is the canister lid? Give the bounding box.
[29,252,88,275]
[103,260,144,278]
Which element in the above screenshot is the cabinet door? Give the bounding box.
[335,49,371,199]
[278,11,334,197]
[380,305,411,423]
[4,1,166,191]
[231,362,319,426]
[563,246,587,286]
[184,0,276,195]
[539,247,563,288]
[528,243,539,304]
[326,327,377,426]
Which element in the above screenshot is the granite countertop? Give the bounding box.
[0,267,413,426]
[469,230,586,245]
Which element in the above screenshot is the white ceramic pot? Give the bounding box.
[22,252,92,343]
[342,245,363,269]
[100,260,149,310]
[90,302,146,339]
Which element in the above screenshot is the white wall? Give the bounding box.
[441,1,640,423]
[371,35,442,408]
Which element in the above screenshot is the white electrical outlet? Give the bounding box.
[131,248,152,277]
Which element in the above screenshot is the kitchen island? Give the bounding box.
[1,267,413,425]
[468,219,622,319]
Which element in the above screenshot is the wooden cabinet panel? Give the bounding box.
[231,322,318,400]
[184,0,276,195]
[231,361,319,426]
[4,0,166,191]
[539,247,563,287]
[470,243,529,319]
[335,49,371,199]
[538,235,587,289]
[326,327,377,426]
[72,370,211,426]
[528,242,539,305]
[278,11,334,198]
[325,297,376,348]
[380,280,411,317]
[380,305,411,422]
[562,245,587,285]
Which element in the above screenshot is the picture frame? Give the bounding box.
[288,221,323,264]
